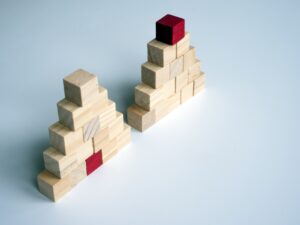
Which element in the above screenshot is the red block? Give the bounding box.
[156,14,185,45]
[85,151,103,176]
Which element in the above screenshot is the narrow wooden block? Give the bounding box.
[57,90,107,131]
[141,62,169,89]
[98,100,116,128]
[83,116,100,142]
[127,104,155,132]
[147,39,176,67]
[156,14,185,45]
[108,112,124,140]
[43,140,93,178]
[93,126,109,153]
[175,70,188,93]
[170,56,183,79]
[183,46,196,70]
[193,72,205,95]
[134,79,175,111]
[180,82,194,103]
[48,122,84,155]
[155,92,180,122]
[176,32,190,58]
[37,163,86,202]
[188,60,201,83]
[101,136,117,159]
[85,151,103,175]
[63,69,99,106]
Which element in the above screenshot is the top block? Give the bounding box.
[156,14,185,45]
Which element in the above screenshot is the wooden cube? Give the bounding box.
[176,32,190,57]
[48,122,84,155]
[156,14,185,45]
[155,92,180,122]
[188,60,201,83]
[193,72,205,95]
[63,69,99,106]
[175,71,188,93]
[93,126,110,153]
[37,163,86,202]
[98,100,116,128]
[83,116,100,142]
[108,112,124,140]
[134,79,175,111]
[184,46,196,70]
[170,56,183,79]
[141,62,169,89]
[127,104,155,132]
[147,39,176,67]
[180,82,194,103]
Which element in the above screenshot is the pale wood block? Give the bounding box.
[180,82,194,103]
[170,56,183,79]
[63,69,99,106]
[108,112,124,140]
[83,116,100,142]
[147,39,176,67]
[183,46,196,70]
[176,32,190,58]
[175,70,188,93]
[37,163,86,202]
[93,126,110,153]
[57,91,107,131]
[49,122,84,155]
[43,140,93,178]
[127,104,155,132]
[101,136,117,158]
[154,92,180,122]
[134,79,175,111]
[102,148,118,164]
[98,100,116,128]
[193,72,205,95]
[141,62,169,89]
[188,60,201,83]
[98,85,108,100]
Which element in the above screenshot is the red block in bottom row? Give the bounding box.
[85,151,103,175]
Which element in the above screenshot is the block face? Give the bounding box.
[141,62,169,89]
[147,39,176,67]
[155,92,180,122]
[170,56,183,79]
[175,71,188,93]
[156,14,185,45]
[193,72,205,95]
[188,60,201,83]
[127,105,155,132]
[184,46,196,70]
[108,112,124,140]
[83,116,100,142]
[181,82,194,103]
[48,122,84,155]
[63,69,99,106]
[85,151,103,176]
[176,32,190,57]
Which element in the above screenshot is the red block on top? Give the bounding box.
[156,14,185,45]
[85,151,103,175]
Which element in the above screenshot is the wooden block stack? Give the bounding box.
[127,14,205,132]
[37,69,131,202]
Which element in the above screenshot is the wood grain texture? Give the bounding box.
[127,104,155,132]
[83,116,100,142]
[176,32,190,58]
[175,70,188,93]
[154,92,180,122]
[147,39,176,67]
[170,56,183,79]
[141,62,169,89]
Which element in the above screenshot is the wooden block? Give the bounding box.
[188,60,201,83]
[155,92,180,122]
[93,126,110,153]
[48,122,84,155]
[108,112,124,140]
[156,14,185,45]
[180,82,193,103]
[147,39,176,67]
[57,90,107,131]
[183,46,196,70]
[98,85,108,100]
[83,116,100,142]
[63,69,99,106]
[176,32,190,58]
[101,136,117,158]
[43,140,93,178]
[127,104,155,132]
[175,70,188,93]
[170,56,183,79]
[37,163,86,202]
[193,72,205,95]
[85,151,103,175]
[98,100,116,128]
[134,79,175,111]
[141,62,169,89]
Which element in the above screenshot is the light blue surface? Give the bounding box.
[0,0,299,224]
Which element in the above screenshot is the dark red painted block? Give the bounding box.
[156,14,185,45]
[85,151,103,175]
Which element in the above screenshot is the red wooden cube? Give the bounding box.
[156,14,185,45]
[85,151,103,175]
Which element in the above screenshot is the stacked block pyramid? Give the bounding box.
[37,69,131,201]
[127,14,205,131]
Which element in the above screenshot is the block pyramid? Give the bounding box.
[127,14,205,131]
[37,69,131,201]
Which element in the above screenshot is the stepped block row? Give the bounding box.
[37,69,131,201]
[127,14,205,132]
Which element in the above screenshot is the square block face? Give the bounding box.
[85,151,103,175]
[127,104,155,132]
[147,39,176,67]
[156,14,185,45]
[63,69,98,106]
[180,82,194,103]
[170,56,183,79]
[83,116,100,142]
[141,62,169,89]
